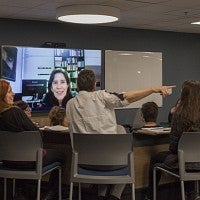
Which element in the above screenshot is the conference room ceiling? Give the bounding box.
[1,0,200,34]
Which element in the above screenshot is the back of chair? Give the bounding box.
[178,132,200,180]
[0,131,43,162]
[72,133,133,166]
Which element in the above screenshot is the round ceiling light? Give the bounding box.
[56,5,120,24]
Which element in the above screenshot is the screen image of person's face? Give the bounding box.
[51,73,69,102]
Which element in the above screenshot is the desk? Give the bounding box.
[41,129,72,184]
[133,131,175,188]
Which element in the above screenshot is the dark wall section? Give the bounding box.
[1,18,200,123]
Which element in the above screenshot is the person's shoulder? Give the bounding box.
[90,90,109,99]
[0,106,24,118]
[1,106,19,113]
[95,90,110,96]
[10,106,25,115]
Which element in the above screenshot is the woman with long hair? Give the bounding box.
[169,80,200,154]
[0,79,37,131]
[0,79,66,200]
[146,80,200,200]
[43,68,73,108]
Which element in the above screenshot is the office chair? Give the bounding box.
[0,131,62,200]
[153,132,200,200]
[69,133,135,200]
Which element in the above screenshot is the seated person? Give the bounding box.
[131,102,159,133]
[141,101,159,128]
[44,106,68,131]
[0,79,67,200]
[146,80,200,200]
[45,106,71,184]
[14,100,32,118]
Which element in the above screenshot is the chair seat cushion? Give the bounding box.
[0,161,61,173]
[78,166,128,176]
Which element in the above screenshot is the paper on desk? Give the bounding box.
[138,127,171,135]
[40,125,69,131]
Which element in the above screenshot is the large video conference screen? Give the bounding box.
[1,45,102,112]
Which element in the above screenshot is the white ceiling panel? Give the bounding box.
[1,0,200,33]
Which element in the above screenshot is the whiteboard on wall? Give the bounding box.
[105,50,162,108]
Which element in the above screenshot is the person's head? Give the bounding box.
[141,101,158,123]
[176,80,200,124]
[0,79,15,112]
[77,69,96,92]
[48,106,68,126]
[48,68,70,103]
[14,100,32,118]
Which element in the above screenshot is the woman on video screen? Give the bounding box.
[43,68,73,108]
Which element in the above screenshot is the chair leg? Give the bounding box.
[4,178,7,200]
[153,167,157,200]
[195,180,199,196]
[69,182,73,200]
[13,179,16,198]
[36,179,41,200]
[59,168,62,200]
[180,180,185,200]
[79,183,81,200]
[131,183,135,200]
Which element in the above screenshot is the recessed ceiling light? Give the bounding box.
[56,5,120,24]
